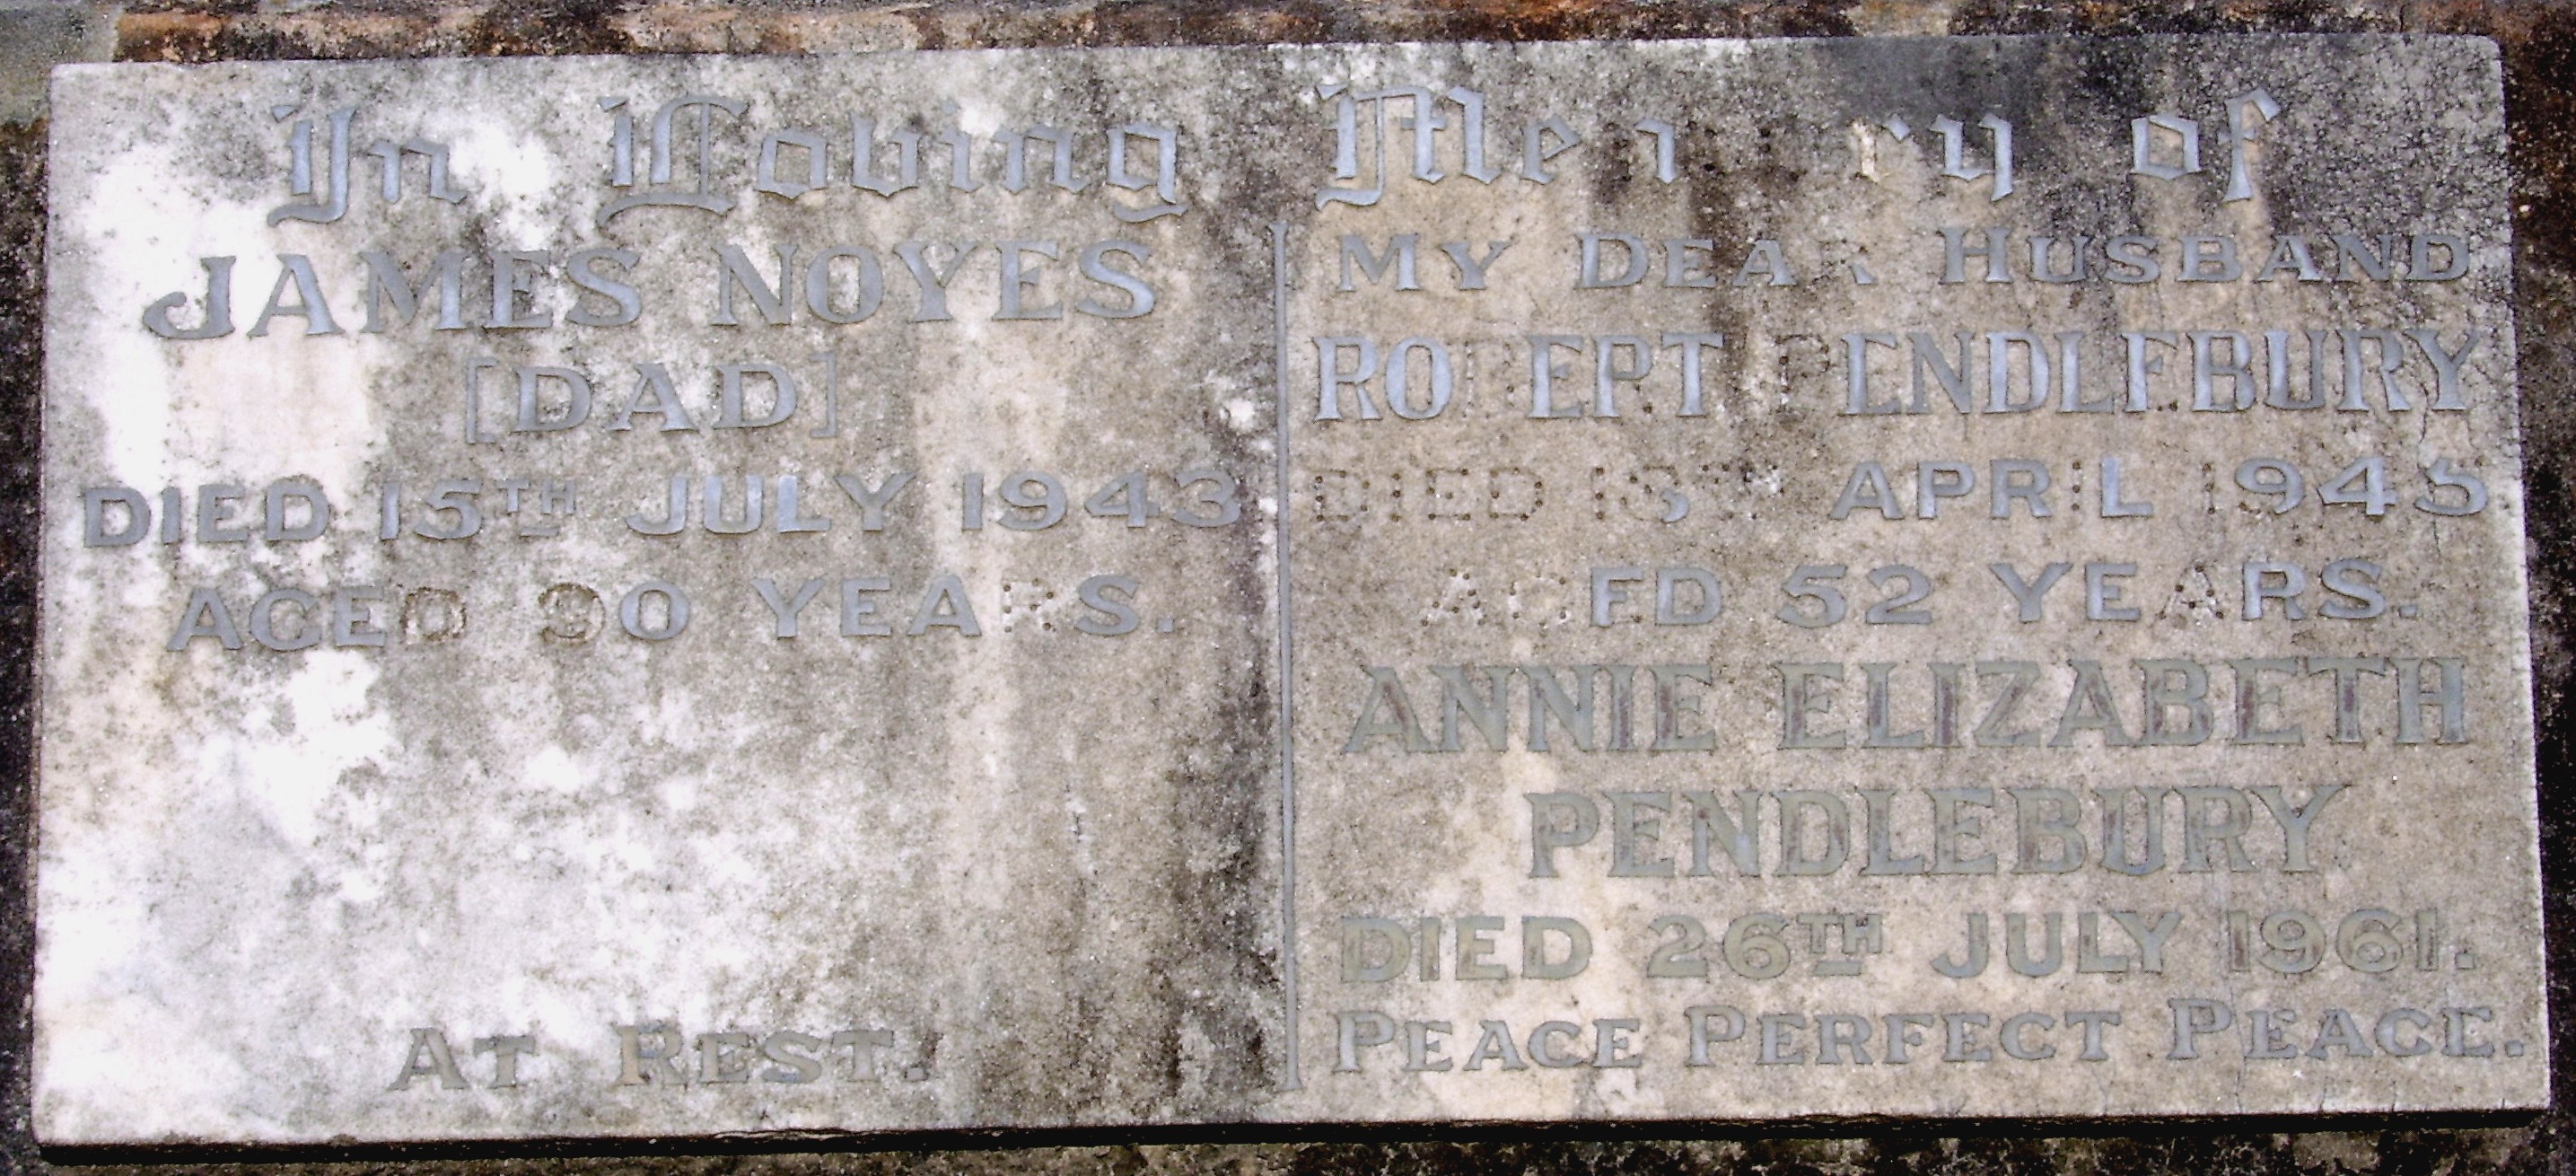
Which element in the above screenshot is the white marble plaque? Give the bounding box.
[38,37,2541,1145]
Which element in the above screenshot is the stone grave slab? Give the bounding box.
[36,37,2540,1145]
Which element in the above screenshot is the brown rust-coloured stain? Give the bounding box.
[106,0,2576,63]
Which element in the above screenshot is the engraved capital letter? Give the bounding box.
[270,104,353,224]
[598,94,747,225]
[390,1028,468,1091]
[142,257,236,339]
[1319,83,1385,208]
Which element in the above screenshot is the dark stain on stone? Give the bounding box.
[0,120,43,1176]
[2494,1,2576,1151]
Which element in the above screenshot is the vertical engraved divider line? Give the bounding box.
[1269,220,1301,1092]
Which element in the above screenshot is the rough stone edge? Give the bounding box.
[10,2,2576,1172]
